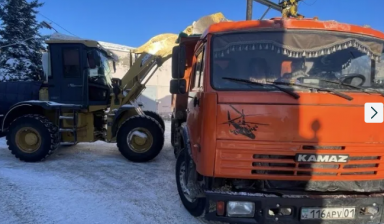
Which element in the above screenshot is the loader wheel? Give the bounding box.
[117,115,164,162]
[143,110,165,132]
[176,149,206,217]
[6,114,59,162]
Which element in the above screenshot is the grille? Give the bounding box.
[216,142,384,181]
[252,154,381,177]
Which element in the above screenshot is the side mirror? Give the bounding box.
[113,61,116,73]
[341,74,366,87]
[170,79,186,94]
[349,77,364,86]
[172,45,186,79]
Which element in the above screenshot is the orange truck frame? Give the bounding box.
[170,17,384,224]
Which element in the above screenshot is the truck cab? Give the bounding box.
[171,18,384,224]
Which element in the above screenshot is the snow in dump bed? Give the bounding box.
[0,122,219,224]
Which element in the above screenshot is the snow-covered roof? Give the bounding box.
[48,32,83,41]
[46,32,119,61]
[98,41,136,52]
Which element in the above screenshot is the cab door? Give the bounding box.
[186,44,206,160]
[49,44,86,105]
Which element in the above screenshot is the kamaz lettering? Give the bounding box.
[295,154,349,163]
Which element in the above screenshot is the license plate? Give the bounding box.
[301,207,355,220]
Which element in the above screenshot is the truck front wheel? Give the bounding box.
[6,114,59,162]
[176,149,206,217]
[117,115,164,162]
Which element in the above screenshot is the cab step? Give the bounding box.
[59,116,73,120]
[57,108,79,146]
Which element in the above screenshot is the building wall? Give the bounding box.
[100,42,173,119]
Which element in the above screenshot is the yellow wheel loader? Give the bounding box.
[0,12,227,163]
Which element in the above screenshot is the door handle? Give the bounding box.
[193,97,199,107]
[68,83,83,88]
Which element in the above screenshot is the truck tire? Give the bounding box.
[6,114,59,162]
[176,149,206,217]
[143,110,165,132]
[117,115,164,162]
[171,118,175,148]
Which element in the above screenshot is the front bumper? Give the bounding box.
[205,191,384,224]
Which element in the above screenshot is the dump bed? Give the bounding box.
[0,81,43,116]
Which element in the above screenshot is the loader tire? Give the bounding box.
[6,114,59,162]
[117,115,164,162]
[176,149,206,217]
[143,110,165,132]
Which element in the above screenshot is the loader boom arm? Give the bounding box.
[109,12,230,110]
[116,33,179,108]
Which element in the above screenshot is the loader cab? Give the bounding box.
[45,39,116,108]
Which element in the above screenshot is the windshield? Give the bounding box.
[211,30,384,92]
[87,49,113,87]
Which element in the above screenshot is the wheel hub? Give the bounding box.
[15,127,41,153]
[25,133,38,145]
[127,128,153,153]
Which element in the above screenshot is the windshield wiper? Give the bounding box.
[222,77,300,99]
[268,81,353,101]
[319,79,384,97]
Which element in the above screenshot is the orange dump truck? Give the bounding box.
[170,17,384,224]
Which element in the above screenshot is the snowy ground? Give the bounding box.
[0,121,213,224]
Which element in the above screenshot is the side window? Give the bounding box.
[191,45,206,89]
[199,46,206,87]
[63,48,81,77]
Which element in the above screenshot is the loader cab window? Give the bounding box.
[63,48,81,77]
[86,49,112,87]
[86,48,113,103]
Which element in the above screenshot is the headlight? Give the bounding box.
[227,201,255,217]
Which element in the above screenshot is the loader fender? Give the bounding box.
[111,105,144,138]
[1,101,46,132]
[1,100,81,132]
